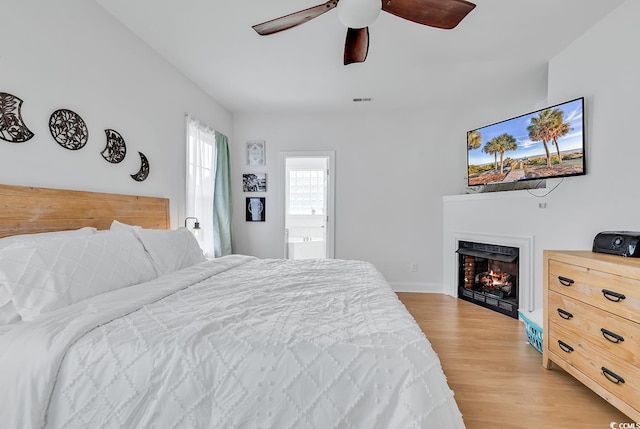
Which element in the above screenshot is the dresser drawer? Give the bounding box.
[548,291,640,366]
[547,259,640,323]
[548,332,640,411]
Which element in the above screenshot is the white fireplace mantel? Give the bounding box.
[444,231,534,313]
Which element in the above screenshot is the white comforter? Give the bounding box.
[0,255,464,429]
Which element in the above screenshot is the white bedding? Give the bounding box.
[0,255,464,429]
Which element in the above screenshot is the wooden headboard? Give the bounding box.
[0,184,170,238]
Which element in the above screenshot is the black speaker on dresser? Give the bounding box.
[593,231,640,257]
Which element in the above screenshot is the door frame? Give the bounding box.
[279,150,335,259]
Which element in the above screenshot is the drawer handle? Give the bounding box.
[601,367,625,385]
[557,308,574,320]
[557,276,575,287]
[601,289,626,302]
[601,328,624,344]
[558,340,574,353]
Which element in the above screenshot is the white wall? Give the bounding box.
[232,93,546,289]
[0,0,232,227]
[443,0,638,309]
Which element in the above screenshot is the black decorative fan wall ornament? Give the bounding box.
[49,109,88,150]
[101,129,127,163]
[130,151,150,182]
[0,92,35,143]
[252,0,476,65]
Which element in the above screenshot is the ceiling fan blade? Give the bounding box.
[252,0,338,35]
[382,0,476,29]
[344,27,369,65]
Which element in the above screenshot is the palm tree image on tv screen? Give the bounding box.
[467,98,585,187]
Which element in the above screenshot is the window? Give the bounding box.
[288,169,326,215]
[186,115,217,257]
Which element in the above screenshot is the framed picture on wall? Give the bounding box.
[246,140,265,166]
[246,197,266,222]
[242,173,267,192]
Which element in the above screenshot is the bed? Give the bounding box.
[0,184,464,428]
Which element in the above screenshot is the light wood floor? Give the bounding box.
[397,293,631,429]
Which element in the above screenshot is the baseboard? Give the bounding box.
[390,282,446,294]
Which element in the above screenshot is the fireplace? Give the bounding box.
[457,240,519,318]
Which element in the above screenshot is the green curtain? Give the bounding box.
[213,131,232,257]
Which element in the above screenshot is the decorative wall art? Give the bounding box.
[246,197,266,222]
[243,173,267,192]
[0,92,34,143]
[130,151,150,182]
[49,108,88,150]
[1,90,152,184]
[246,140,265,166]
[101,129,127,163]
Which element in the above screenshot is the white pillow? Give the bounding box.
[0,227,96,250]
[110,219,137,232]
[0,227,97,320]
[135,228,206,276]
[111,220,205,276]
[0,229,157,321]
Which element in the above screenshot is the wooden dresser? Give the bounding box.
[543,250,640,421]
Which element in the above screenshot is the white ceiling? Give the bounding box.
[96,0,623,113]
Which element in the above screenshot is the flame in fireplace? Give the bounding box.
[479,270,512,291]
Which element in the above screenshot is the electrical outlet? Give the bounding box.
[410,263,418,272]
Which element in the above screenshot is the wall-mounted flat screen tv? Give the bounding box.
[467,97,585,187]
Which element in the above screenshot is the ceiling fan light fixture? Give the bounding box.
[337,0,381,29]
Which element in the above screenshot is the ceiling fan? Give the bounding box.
[252,0,476,65]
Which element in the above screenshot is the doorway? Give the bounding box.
[281,151,335,259]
